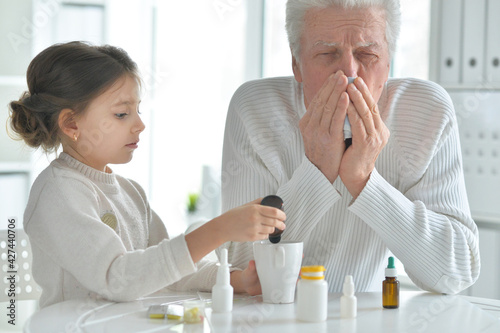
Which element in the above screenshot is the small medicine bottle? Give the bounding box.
[340,275,357,318]
[296,265,328,322]
[382,256,399,309]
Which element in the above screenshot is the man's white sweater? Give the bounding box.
[220,76,480,294]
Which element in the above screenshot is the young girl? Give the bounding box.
[8,41,286,308]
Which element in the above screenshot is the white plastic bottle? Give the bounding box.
[344,77,356,148]
[340,275,357,318]
[211,248,233,312]
[296,265,328,322]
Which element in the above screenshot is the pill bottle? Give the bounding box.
[296,265,328,322]
[382,256,400,309]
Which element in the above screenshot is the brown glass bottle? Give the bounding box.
[382,276,400,308]
[382,256,399,309]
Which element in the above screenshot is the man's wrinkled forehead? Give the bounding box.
[312,41,379,49]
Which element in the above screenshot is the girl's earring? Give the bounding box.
[73,133,78,142]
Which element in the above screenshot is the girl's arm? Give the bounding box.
[185,198,285,263]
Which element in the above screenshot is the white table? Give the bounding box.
[24,291,500,333]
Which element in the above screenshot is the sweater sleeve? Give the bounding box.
[220,80,341,267]
[24,176,197,302]
[349,100,480,294]
[165,257,218,292]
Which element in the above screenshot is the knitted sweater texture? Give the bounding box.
[220,76,480,294]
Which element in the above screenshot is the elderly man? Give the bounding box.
[220,0,479,294]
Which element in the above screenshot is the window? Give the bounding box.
[392,0,431,79]
[149,1,249,235]
[262,0,291,78]
[53,3,104,44]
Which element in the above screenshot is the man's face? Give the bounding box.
[293,5,391,108]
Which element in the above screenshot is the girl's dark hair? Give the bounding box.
[8,41,141,153]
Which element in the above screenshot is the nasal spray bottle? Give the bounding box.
[382,256,399,309]
[344,77,355,149]
[212,248,233,312]
[340,275,357,318]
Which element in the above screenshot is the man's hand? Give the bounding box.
[230,260,262,295]
[299,71,350,183]
[339,77,390,199]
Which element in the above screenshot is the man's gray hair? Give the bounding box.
[286,0,401,62]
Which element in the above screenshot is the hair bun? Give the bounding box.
[8,91,59,151]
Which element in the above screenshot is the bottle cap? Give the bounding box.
[385,256,397,277]
[343,275,355,296]
[216,248,231,284]
[261,195,285,244]
[300,265,326,280]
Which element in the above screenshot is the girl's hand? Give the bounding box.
[185,199,285,263]
[216,198,286,243]
[230,260,262,295]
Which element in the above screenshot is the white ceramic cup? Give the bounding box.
[253,240,303,304]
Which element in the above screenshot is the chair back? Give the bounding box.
[1,228,42,302]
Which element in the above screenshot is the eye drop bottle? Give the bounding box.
[382,256,399,309]
[340,275,357,318]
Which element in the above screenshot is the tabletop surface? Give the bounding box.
[24,291,500,333]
